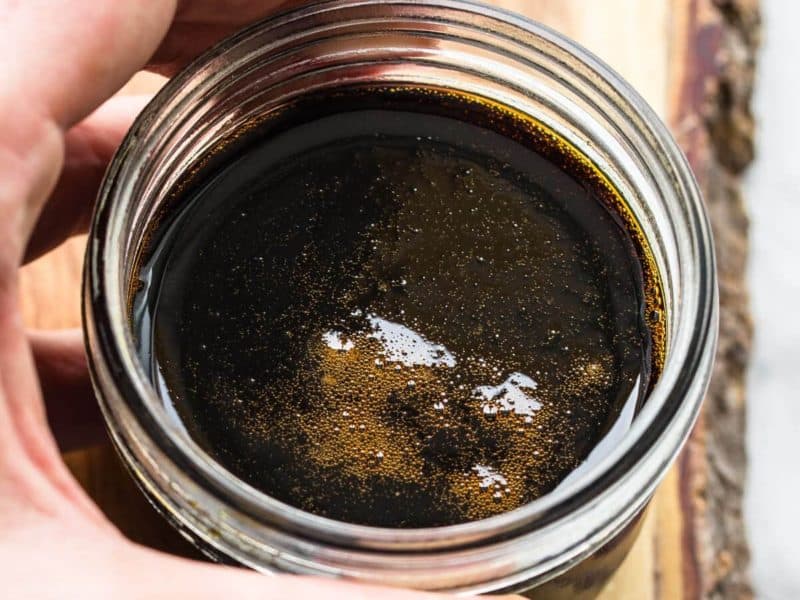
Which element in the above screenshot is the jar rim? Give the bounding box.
[84,0,718,586]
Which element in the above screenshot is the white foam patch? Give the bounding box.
[322,331,354,352]
[472,464,508,490]
[366,314,456,367]
[473,372,542,416]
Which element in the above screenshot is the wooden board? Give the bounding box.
[19,1,758,597]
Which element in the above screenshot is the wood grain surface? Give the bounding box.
[18,1,757,597]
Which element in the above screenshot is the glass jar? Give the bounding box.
[83,0,718,596]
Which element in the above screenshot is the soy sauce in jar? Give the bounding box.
[132,87,664,528]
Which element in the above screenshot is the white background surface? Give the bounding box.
[744,0,800,597]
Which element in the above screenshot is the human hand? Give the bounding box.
[0,2,520,597]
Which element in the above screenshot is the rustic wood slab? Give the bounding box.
[19,1,757,597]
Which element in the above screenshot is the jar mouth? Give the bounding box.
[84,0,717,578]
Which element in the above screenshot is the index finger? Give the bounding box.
[1,1,176,130]
[0,1,176,254]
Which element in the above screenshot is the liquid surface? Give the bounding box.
[134,92,658,527]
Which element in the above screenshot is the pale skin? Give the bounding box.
[0,1,526,597]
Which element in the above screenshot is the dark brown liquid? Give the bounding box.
[133,88,663,528]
